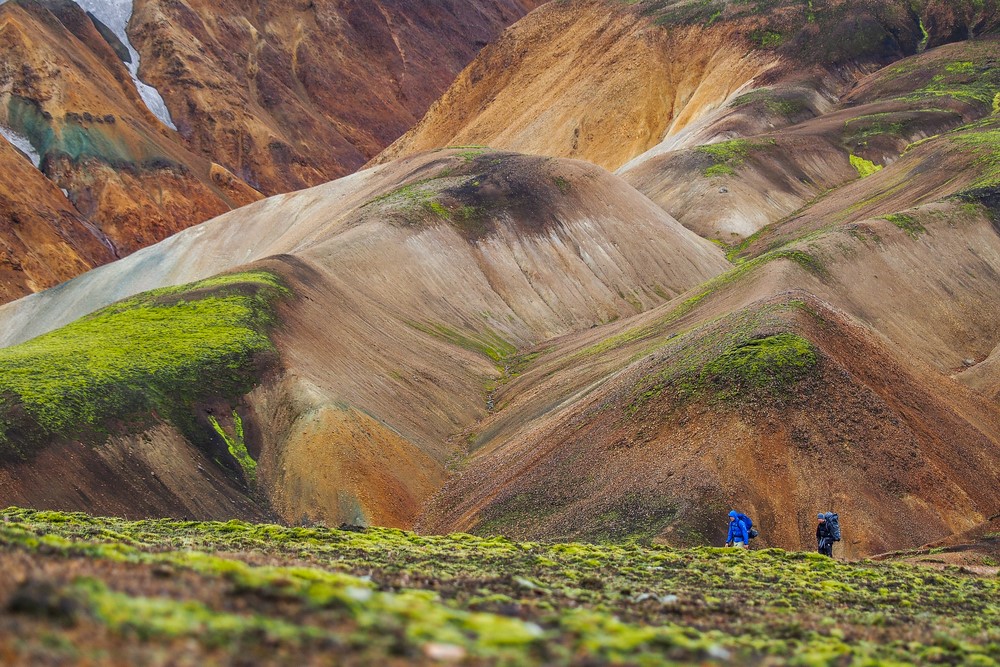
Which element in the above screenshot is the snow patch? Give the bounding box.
[0,125,41,169]
[0,0,176,129]
[72,0,176,129]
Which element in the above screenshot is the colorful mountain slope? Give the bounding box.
[419,215,1000,556]
[129,0,547,193]
[0,0,998,564]
[620,36,1000,240]
[378,0,1000,172]
[0,149,727,528]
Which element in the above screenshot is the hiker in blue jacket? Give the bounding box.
[725,510,749,549]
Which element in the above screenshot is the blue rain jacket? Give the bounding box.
[727,518,749,544]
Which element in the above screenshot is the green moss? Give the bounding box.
[730,88,809,118]
[696,138,776,177]
[208,410,256,484]
[901,57,1000,108]
[579,246,825,359]
[882,213,927,238]
[844,113,907,142]
[750,30,783,48]
[0,271,287,458]
[407,321,517,366]
[455,149,486,162]
[423,200,450,217]
[949,122,1000,190]
[701,333,816,393]
[849,154,883,178]
[626,302,820,413]
[77,578,323,646]
[704,162,736,177]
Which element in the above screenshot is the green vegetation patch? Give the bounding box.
[750,29,784,48]
[843,113,907,142]
[949,120,1000,190]
[406,320,517,366]
[897,53,1000,109]
[3,508,1000,666]
[701,333,817,396]
[580,243,825,359]
[696,138,776,178]
[849,153,883,178]
[0,271,288,459]
[626,301,820,413]
[730,88,808,118]
[882,212,927,238]
[208,410,256,484]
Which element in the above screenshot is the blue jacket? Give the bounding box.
[727,518,749,544]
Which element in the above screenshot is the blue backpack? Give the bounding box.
[736,512,759,540]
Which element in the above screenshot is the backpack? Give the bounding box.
[736,512,759,540]
[824,512,841,541]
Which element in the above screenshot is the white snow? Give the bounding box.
[0,125,41,168]
[0,0,176,130]
[71,0,176,129]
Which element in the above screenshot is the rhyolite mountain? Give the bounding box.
[0,0,998,560]
[0,0,544,302]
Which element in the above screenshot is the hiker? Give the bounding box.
[725,510,750,549]
[816,512,841,557]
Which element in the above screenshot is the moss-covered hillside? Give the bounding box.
[1,508,997,665]
[0,271,287,461]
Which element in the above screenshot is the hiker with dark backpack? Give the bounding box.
[816,512,841,557]
[725,510,759,549]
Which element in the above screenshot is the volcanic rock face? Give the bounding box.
[0,138,114,303]
[0,0,542,303]
[130,0,548,194]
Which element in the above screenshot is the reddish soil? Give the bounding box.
[132,0,546,195]
[0,424,269,522]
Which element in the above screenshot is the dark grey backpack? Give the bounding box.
[824,512,841,541]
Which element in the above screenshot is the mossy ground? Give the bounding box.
[882,212,928,238]
[0,271,288,460]
[848,154,883,178]
[1,508,998,665]
[696,138,776,177]
[626,302,820,414]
